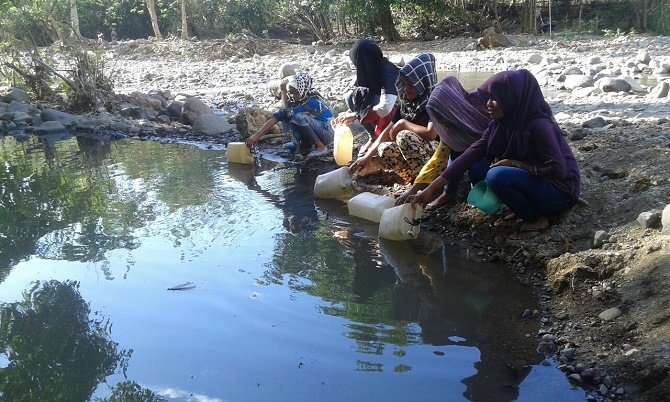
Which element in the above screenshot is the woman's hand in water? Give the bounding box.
[245,133,259,148]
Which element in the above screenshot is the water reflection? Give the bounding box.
[0,280,130,401]
[381,238,541,401]
[232,162,543,401]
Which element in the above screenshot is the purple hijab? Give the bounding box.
[479,69,581,201]
[426,76,491,152]
[480,69,555,158]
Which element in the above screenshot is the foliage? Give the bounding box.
[62,47,116,111]
[0,280,131,401]
[392,0,479,39]
[0,0,668,46]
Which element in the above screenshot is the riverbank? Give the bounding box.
[4,33,670,400]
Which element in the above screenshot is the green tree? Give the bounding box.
[0,280,131,401]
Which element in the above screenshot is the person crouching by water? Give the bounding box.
[396,75,492,207]
[407,69,581,240]
[349,53,439,183]
[335,39,399,155]
[246,73,333,157]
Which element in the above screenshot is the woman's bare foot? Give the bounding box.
[493,213,520,227]
[519,216,550,232]
[426,193,453,211]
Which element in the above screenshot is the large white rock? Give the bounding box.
[182,97,213,125]
[192,114,233,136]
[662,204,670,235]
[564,75,593,90]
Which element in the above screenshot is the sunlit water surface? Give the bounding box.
[0,136,584,401]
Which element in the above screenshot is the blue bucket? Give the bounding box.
[467,181,501,215]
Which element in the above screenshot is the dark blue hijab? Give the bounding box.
[349,39,387,94]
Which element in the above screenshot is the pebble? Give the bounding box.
[598,307,623,321]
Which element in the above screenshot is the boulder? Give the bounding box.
[76,118,112,131]
[662,204,670,235]
[41,108,79,125]
[527,53,543,64]
[647,82,670,99]
[182,97,213,125]
[2,87,30,103]
[597,78,631,93]
[564,75,593,90]
[572,87,599,98]
[166,101,184,119]
[6,101,32,114]
[34,120,66,135]
[279,63,300,79]
[582,116,607,129]
[477,28,512,49]
[637,211,661,229]
[635,50,651,65]
[129,91,163,110]
[192,114,233,136]
[119,106,155,120]
[234,106,279,138]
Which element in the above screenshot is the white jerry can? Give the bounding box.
[347,192,396,223]
[314,166,354,199]
[378,203,423,241]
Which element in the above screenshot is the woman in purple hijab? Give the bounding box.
[408,69,581,239]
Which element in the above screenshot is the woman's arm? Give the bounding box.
[246,117,280,147]
[406,176,449,208]
[372,93,397,117]
[390,121,436,142]
[493,121,567,179]
[349,118,394,172]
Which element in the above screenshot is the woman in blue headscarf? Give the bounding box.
[408,69,581,239]
[247,72,333,157]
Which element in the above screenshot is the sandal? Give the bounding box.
[307,147,329,157]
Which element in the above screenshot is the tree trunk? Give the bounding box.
[146,0,163,40]
[491,0,501,32]
[69,0,81,39]
[181,0,189,40]
[375,0,399,42]
[577,0,583,33]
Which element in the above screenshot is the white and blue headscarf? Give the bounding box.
[288,73,317,102]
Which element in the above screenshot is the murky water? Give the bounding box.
[0,135,584,401]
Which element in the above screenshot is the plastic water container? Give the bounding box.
[378,203,423,241]
[467,181,501,215]
[347,192,396,223]
[227,142,254,164]
[333,124,353,166]
[314,166,353,199]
